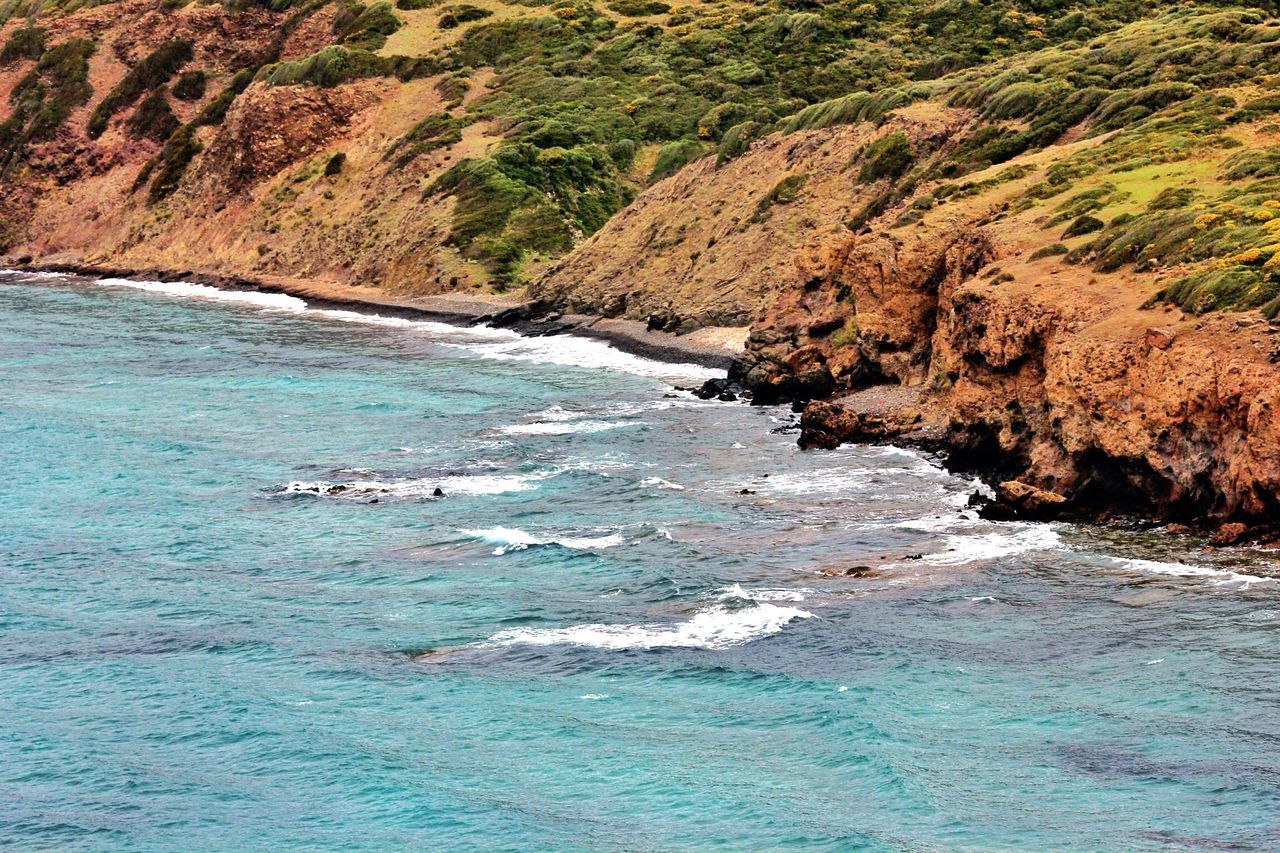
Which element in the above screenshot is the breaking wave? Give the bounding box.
[483,601,814,651]
[459,526,626,555]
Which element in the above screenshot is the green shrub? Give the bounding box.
[608,0,669,15]
[172,70,207,101]
[1222,148,1280,181]
[88,40,192,138]
[1093,83,1198,131]
[1147,187,1197,211]
[716,120,765,165]
[435,73,469,107]
[386,112,464,168]
[1,37,94,172]
[0,24,44,64]
[258,46,391,87]
[776,89,911,135]
[649,138,707,182]
[857,131,912,183]
[1227,95,1280,124]
[339,1,401,50]
[608,138,636,170]
[1157,266,1278,315]
[125,87,179,142]
[1029,242,1069,260]
[1062,214,1104,238]
[143,123,202,202]
[439,4,491,28]
[324,151,347,176]
[750,172,807,222]
[395,0,438,7]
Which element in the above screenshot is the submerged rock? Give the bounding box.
[983,480,1070,522]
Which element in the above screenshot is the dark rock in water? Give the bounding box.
[369,498,380,504]
[432,487,446,498]
[695,377,748,401]
[326,485,348,495]
[738,488,756,495]
[981,480,1070,521]
[1165,523,1195,535]
[483,300,555,328]
[903,554,923,561]
[798,398,923,450]
[1209,522,1248,546]
[409,646,463,664]
[819,565,874,577]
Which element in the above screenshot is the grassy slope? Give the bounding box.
[3,0,1280,323]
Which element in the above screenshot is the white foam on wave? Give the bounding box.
[921,525,1064,565]
[1102,555,1273,589]
[436,328,721,383]
[82,277,719,382]
[498,419,638,436]
[483,602,814,651]
[460,526,625,555]
[755,467,868,496]
[715,583,812,603]
[640,476,685,491]
[283,471,543,498]
[311,308,426,329]
[2,269,74,280]
[97,277,308,312]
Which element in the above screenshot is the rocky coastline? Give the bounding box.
[10,257,1280,545]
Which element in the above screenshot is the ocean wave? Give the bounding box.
[97,277,308,312]
[498,419,638,436]
[715,583,812,603]
[81,277,719,382]
[281,472,543,499]
[2,269,74,279]
[1101,555,1273,588]
[751,467,868,496]
[459,526,626,555]
[483,601,814,651]
[921,525,1064,565]
[436,329,721,382]
[640,476,685,491]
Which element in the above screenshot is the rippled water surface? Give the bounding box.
[4,271,1280,850]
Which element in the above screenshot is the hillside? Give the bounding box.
[3,0,1280,527]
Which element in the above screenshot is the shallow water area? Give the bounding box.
[4,270,1280,850]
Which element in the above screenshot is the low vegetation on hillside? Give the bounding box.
[5,0,1280,314]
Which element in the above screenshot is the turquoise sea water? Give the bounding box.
[3,271,1280,851]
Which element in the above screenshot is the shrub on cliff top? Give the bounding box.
[439,4,491,28]
[750,172,808,222]
[125,87,179,142]
[776,89,911,135]
[608,0,669,16]
[1157,266,1279,316]
[88,40,191,138]
[649,138,707,182]
[858,131,912,183]
[1,37,93,172]
[0,24,44,65]
[172,70,207,101]
[338,1,402,50]
[258,46,390,87]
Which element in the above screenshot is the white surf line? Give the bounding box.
[68,273,720,383]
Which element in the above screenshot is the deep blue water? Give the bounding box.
[3,271,1280,851]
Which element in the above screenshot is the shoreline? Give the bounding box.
[1,260,744,372]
